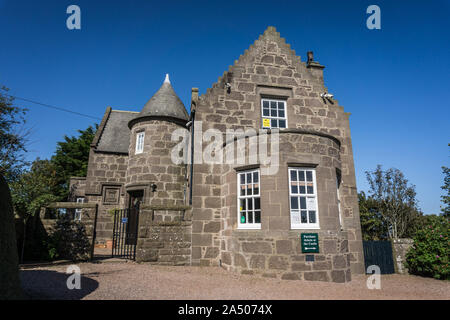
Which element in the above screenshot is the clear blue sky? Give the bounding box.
[1,0,449,214]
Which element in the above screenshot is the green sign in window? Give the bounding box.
[301,233,319,253]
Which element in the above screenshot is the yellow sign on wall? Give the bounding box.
[262,118,271,128]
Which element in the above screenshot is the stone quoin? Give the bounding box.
[72,26,365,282]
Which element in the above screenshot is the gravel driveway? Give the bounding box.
[20,262,450,300]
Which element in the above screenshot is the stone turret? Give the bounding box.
[126,75,189,211]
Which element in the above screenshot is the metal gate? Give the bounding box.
[363,241,395,274]
[112,208,139,260]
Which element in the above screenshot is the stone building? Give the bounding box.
[73,26,364,282]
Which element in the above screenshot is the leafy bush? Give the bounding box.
[47,215,91,261]
[405,215,449,280]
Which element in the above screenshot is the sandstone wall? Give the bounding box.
[85,151,128,243]
[136,209,191,265]
[190,26,364,274]
[392,238,414,274]
[127,119,188,207]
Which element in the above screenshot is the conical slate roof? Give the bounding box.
[129,74,188,127]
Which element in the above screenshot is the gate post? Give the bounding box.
[90,204,99,261]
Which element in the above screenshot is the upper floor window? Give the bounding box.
[238,169,261,229]
[135,131,145,154]
[288,168,320,229]
[261,98,287,129]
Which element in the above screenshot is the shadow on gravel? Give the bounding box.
[20,270,99,300]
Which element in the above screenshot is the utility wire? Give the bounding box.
[4,93,102,121]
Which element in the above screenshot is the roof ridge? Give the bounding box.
[111,109,139,113]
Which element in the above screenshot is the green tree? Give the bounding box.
[10,158,59,262]
[51,125,96,200]
[0,86,29,181]
[405,215,449,280]
[358,191,388,240]
[365,165,422,239]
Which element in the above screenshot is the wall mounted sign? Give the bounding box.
[262,118,271,128]
[301,233,319,253]
[121,217,128,224]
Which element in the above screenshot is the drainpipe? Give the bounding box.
[188,109,195,205]
[188,88,198,206]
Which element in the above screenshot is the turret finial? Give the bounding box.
[164,73,170,84]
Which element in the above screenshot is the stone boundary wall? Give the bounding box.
[136,209,191,265]
[221,230,351,282]
[40,204,97,258]
[392,238,414,274]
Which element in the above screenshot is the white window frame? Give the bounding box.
[261,98,288,129]
[135,131,145,154]
[74,197,84,221]
[288,167,320,229]
[237,169,261,229]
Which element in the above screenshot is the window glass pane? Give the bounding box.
[308,211,316,224]
[299,185,306,194]
[255,211,261,223]
[240,185,245,196]
[279,119,286,128]
[263,108,269,116]
[253,185,259,195]
[248,211,254,223]
[254,197,260,210]
[271,109,277,117]
[291,197,298,210]
[299,171,305,181]
[270,101,277,108]
[247,185,253,195]
[278,101,285,110]
[241,212,246,224]
[307,185,314,194]
[240,199,246,211]
[253,171,259,183]
[246,172,252,184]
[306,171,313,182]
[263,100,269,108]
[240,174,245,185]
[247,198,253,210]
[290,170,297,181]
[271,119,277,128]
[301,211,308,223]
[278,110,285,118]
[300,197,306,209]
[291,184,298,194]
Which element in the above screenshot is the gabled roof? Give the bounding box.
[129,74,188,128]
[94,109,138,154]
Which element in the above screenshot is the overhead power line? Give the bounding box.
[4,93,102,121]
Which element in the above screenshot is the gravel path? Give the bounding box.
[20,262,450,300]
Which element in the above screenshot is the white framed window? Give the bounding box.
[288,168,320,229]
[135,131,145,154]
[261,98,287,129]
[74,197,84,221]
[237,169,261,229]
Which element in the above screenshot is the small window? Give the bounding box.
[336,172,343,229]
[261,98,287,129]
[237,169,261,229]
[288,168,319,229]
[135,132,145,154]
[74,197,84,221]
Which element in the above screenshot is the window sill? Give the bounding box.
[237,224,261,230]
[291,225,320,230]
